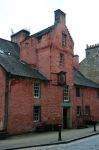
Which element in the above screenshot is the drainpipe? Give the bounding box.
[3,73,10,131]
[81,87,84,126]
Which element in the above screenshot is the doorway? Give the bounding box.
[63,107,71,129]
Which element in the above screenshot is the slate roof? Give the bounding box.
[74,70,99,88]
[0,53,48,80]
[33,25,54,38]
[11,29,30,38]
[0,38,20,58]
[33,24,74,44]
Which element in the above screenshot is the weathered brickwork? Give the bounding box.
[0,9,99,135]
[73,87,99,127]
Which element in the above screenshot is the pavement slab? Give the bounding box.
[0,125,99,150]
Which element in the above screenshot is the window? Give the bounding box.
[76,106,81,116]
[59,53,64,65]
[85,106,90,115]
[86,51,90,57]
[97,89,99,98]
[62,33,66,46]
[64,85,70,101]
[33,106,41,122]
[33,81,40,98]
[38,36,42,43]
[76,87,80,97]
[24,42,29,48]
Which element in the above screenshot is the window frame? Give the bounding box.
[33,80,41,99]
[76,106,81,116]
[33,106,41,122]
[59,53,64,66]
[64,85,70,101]
[85,105,90,116]
[62,33,67,47]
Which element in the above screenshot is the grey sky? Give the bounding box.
[0,0,99,61]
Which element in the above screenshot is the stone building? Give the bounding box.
[0,9,99,136]
[79,44,99,83]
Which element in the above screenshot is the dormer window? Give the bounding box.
[58,71,66,86]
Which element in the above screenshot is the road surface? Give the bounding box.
[18,134,99,150]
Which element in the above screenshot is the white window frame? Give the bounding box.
[33,106,41,122]
[33,81,40,98]
[64,85,70,101]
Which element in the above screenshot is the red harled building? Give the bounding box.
[0,9,99,136]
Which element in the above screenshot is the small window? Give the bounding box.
[97,89,99,98]
[62,33,66,47]
[33,81,41,98]
[85,106,90,115]
[24,42,29,48]
[59,53,64,65]
[76,106,81,116]
[33,106,41,122]
[76,87,80,97]
[86,51,90,57]
[64,85,70,101]
[38,36,42,43]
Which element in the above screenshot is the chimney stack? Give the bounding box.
[54,9,66,25]
[11,29,30,46]
[73,55,79,70]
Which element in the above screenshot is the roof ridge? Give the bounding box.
[32,25,55,38]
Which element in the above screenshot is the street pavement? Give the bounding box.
[21,134,99,150]
[0,125,99,150]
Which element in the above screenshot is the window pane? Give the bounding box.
[62,33,66,46]
[33,81,40,98]
[64,85,70,101]
[59,53,64,65]
[85,106,90,115]
[33,106,41,122]
[77,106,81,116]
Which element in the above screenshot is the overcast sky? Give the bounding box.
[0,0,99,61]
